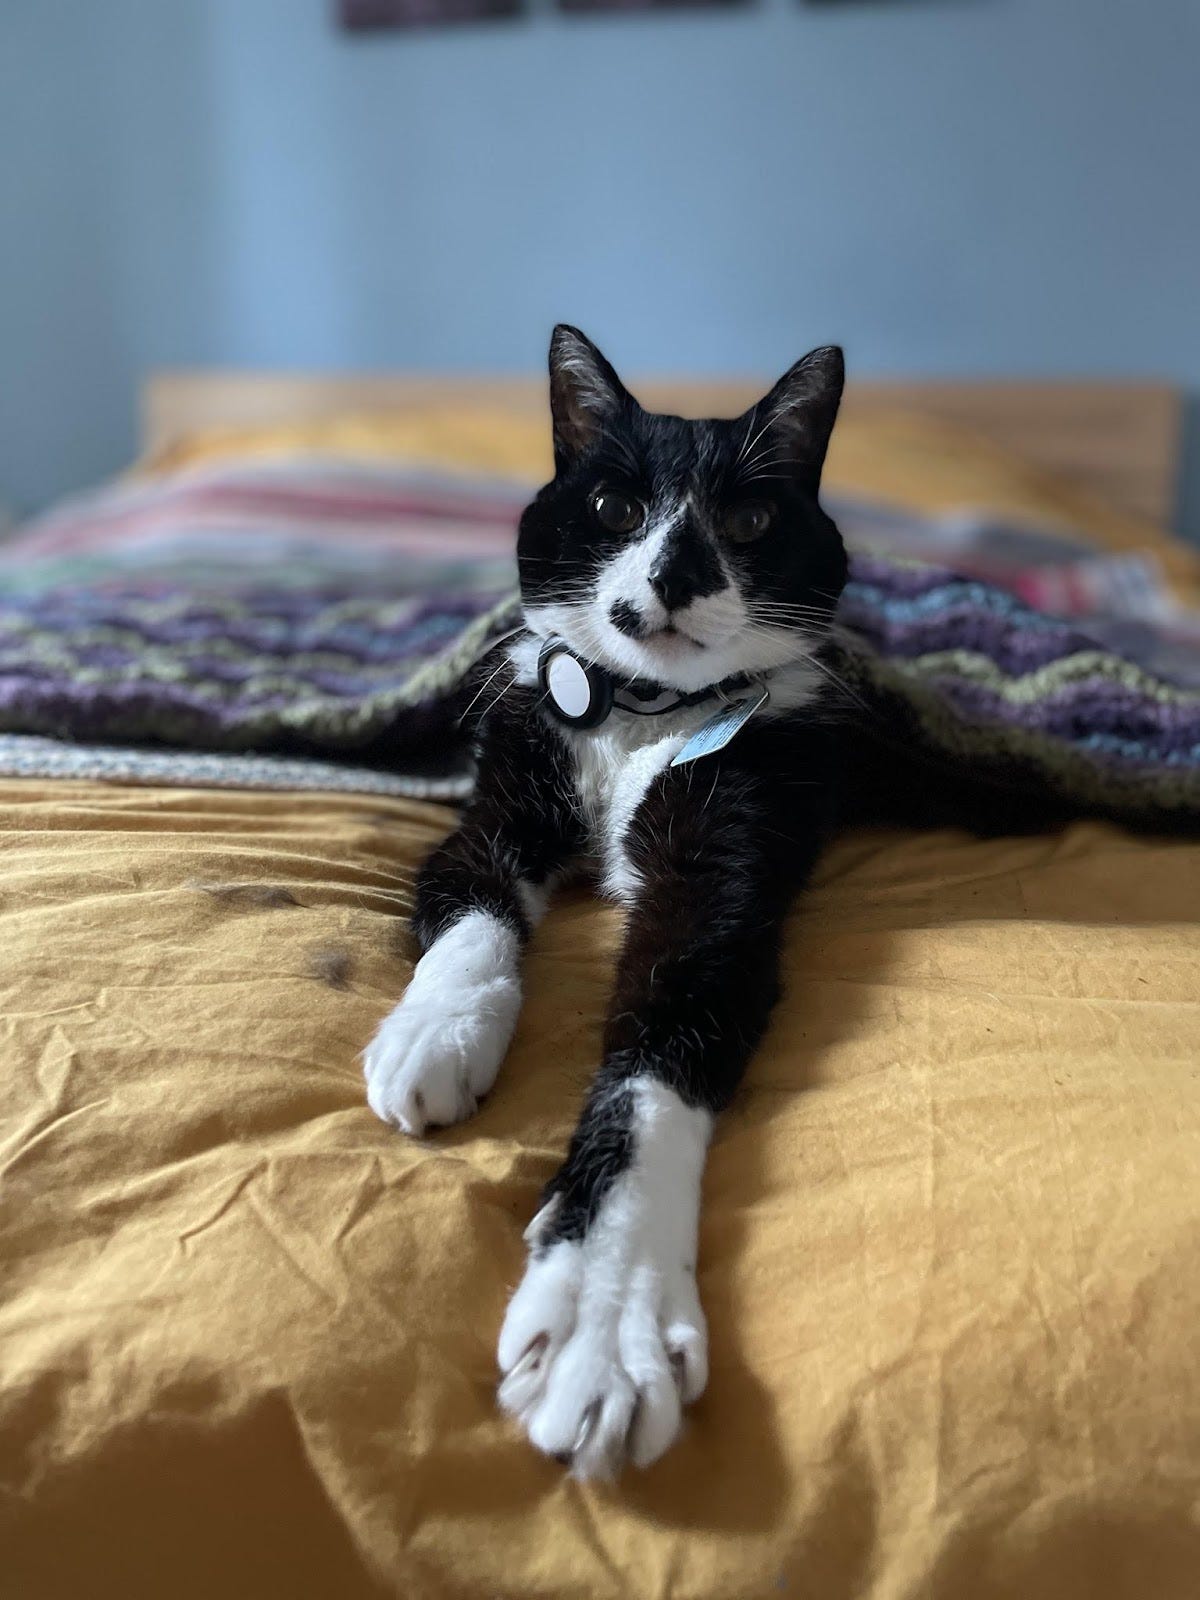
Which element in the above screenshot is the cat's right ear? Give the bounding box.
[743,345,845,492]
[548,325,632,465]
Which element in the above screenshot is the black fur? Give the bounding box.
[384,331,1197,1479]
[537,716,839,1243]
[520,325,848,632]
[411,327,854,1250]
[413,679,585,951]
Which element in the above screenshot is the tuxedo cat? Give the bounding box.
[364,326,851,1479]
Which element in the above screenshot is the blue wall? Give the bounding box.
[2,0,1198,527]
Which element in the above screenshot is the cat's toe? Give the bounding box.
[362,999,495,1134]
[526,1340,639,1480]
[497,1232,706,1479]
[362,912,523,1134]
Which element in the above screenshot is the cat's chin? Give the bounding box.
[598,628,793,694]
[589,617,724,692]
[628,626,706,669]
[523,601,810,694]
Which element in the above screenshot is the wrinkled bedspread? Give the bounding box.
[2,405,1199,1598]
[2,781,1198,1598]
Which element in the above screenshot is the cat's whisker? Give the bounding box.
[733,620,867,712]
[737,404,762,464]
[750,608,838,627]
[482,675,520,722]
[736,471,793,488]
[737,449,794,481]
[460,654,515,723]
[750,596,839,614]
[733,398,794,473]
[790,648,869,714]
[741,618,835,644]
[739,440,792,467]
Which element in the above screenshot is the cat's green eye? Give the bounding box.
[591,489,644,535]
[726,500,774,543]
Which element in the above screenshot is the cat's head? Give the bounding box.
[517,325,848,693]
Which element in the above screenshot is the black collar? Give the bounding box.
[535,637,754,731]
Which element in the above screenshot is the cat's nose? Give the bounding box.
[648,558,690,614]
[648,532,724,615]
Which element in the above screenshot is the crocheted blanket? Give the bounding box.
[834,555,1199,829]
[0,557,1196,826]
[1,458,1196,823]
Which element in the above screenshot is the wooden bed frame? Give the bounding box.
[143,373,1183,529]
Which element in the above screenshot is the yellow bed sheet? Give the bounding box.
[2,781,1198,1598]
[5,402,1200,1596]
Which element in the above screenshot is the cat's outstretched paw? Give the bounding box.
[497,1200,708,1479]
[363,911,521,1135]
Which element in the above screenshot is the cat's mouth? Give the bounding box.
[607,601,707,653]
[645,622,706,650]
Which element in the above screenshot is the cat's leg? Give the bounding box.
[364,707,582,1135]
[498,760,825,1478]
[498,1070,719,1479]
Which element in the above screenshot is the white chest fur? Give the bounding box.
[563,708,705,903]
[506,635,824,905]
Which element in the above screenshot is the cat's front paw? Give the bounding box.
[363,911,522,1135]
[497,1202,708,1480]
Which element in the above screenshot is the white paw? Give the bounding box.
[497,1204,708,1480]
[363,910,522,1135]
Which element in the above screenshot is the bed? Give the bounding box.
[1,375,1198,1599]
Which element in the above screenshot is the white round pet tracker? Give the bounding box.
[536,639,615,729]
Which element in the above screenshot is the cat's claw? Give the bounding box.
[363,1004,499,1133]
[497,1226,707,1479]
[363,912,522,1135]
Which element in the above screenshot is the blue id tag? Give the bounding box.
[670,684,770,768]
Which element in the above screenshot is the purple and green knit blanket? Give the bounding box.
[1,458,1197,823]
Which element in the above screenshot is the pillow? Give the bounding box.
[136,402,1200,605]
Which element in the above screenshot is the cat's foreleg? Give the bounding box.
[498,762,822,1477]
[364,714,582,1135]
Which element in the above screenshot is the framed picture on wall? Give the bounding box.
[339,0,745,22]
[558,0,746,11]
[338,0,518,28]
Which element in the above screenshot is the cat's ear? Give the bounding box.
[743,345,844,489]
[548,325,632,464]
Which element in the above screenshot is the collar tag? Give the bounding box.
[670,684,770,767]
[537,640,614,729]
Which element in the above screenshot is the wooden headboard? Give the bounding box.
[143,373,1183,529]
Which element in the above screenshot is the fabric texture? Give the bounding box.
[1,781,1198,1599]
[2,457,1199,824]
[2,405,1199,1598]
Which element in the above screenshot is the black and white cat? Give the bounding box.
[364,326,852,1479]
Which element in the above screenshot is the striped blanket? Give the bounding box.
[1,456,1197,821]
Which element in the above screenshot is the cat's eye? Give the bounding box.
[591,489,644,535]
[726,501,775,543]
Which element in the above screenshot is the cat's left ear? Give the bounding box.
[744,345,844,490]
[548,325,634,466]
